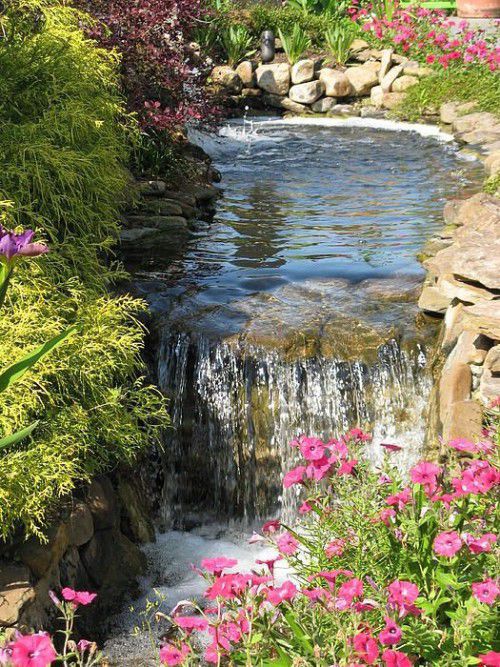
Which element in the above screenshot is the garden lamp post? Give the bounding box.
[261,30,275,63]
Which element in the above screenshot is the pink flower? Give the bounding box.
[256,555,282,574]
[382,649,413,666]
[387,580,419,606]
[174,616,209,633]
[464,532,497,554]
[265,581,297,605]
[379,508,396,526]
[410,461,441,489]
[277,532,299,556]
[262,520,280,534]
[298,501,312,514]
[352,632,379,664]
[298,436,326,461]
[200,557,238,576]
[61,588,97,606]
[283,466,306,488]
[345,428,371,442]
[305,457,332,481]
[448,438,478,453]
[338,577,363,603]
[325,539,345,558]
[338,459,358,476]
[378,618,402,646]
[76,640,92,653]
[478,651,500,666]
[159,642,190,665]
[11,634,56,667]
[433,531,462,557]
[472,578,500,605]
[385,488,412,511]
[205,573,251,600]
[302,587,331,602]
[380,443,403,452]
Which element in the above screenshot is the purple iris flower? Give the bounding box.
[0,225,49,261]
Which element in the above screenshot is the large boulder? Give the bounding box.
[235,61,255,87]
[463,301,500,340]
[346,63,380,96]
[67,502,94,547]
[211,66,242,94]
[262,93,309,114]
[86,476,120,531]
[418,285,451,314]
[370,85,405,110]
[311,97,337,113]
[19,524,70,579]
[439,101,477,125]
[392,75,418,92]
[255,63,291,95]
[442,399,483,443]
[319,69,353,98]
[484,150,500,175]
[291,59,315,84]
[289,80,324,105]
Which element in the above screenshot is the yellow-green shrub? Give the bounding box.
[0,1,167,539]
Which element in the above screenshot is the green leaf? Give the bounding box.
[0,325,77,392]
[282,611,315,655]
[0,420,39,452]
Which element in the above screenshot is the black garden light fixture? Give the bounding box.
[261,30,275,63]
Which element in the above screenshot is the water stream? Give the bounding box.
[106,119,482,662]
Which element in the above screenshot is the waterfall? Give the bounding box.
[157,332,431,528]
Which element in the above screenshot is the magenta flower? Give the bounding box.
[262,519,280,534]
[265,580,297,606]
[11,633,56,667]
[380,443,403,452]
[379,617,402,646]
[256,554,282,574]
[464,532,497,554]
[410,461,441,488]
[174,616,209,633]
[0,227,48,262]
[200,557,238,576]
[433,531,462,558]
[338,577,364,603]
[337,459,358,476]
[298,436,325,461]
[76,640,93,653]
[387,580,419,606]
[283,465,306,488]
[448,438,478,453]
[352,632,379,664]
[382,649,413,667]
[205,573,251,600]
[478,651,500,666]
[159,642,190,665]
[277,531,299,556]
[385,487,412,511]
[325,538,345,558]
[472,579,500,605]
[61,588,97,606]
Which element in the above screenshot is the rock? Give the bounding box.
[255,63,291,96]
[318,69,353,97]
[452,111,499,135]
[418,285,451,314]
[460,129,500,146]
[484,344,500,373]
[291,59,315,84]
[117,477,155,544]
[86,477,120,531]
[370,85,405,109]
[392,54,408,65]
[442,303,466,349]
[346,63,381,96]
[0,564,34,626]
[479,363,500,405]
[126,215,188,232]
[442,399,483,443]
[392,75,418,92]
[483,140,500,154]
[484,150,500,175]
[262,94,309,114]
[235,61,255,87]
[19,524,70,579]
[405,65,432,77]
[138,180,166,196]
[240,87,262,98]
[380,64,404,92]
[378,48,394,82]
[463,301,500,340]
[350,38,370,52]
[454,331,491,365]
[136,199,184,217]
[439,359,472,421]
[120,227,160,243]
[437,274,496,305]
[289,80,324,105]
[424,194,500,290]
[439,101,478,125]
[327,104,359,116]
[360,106,387,119]
[81,529,146,612]
[352,48,373,63]
[67,502,94,547]
[311,97,337,113]
[442,199,463,226]
[211,65,242,93]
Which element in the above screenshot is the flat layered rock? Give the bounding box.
[452,111,499,134]
[346,63,380,96]
[462,301,500,340]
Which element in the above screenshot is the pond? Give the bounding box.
[106,119,482,664]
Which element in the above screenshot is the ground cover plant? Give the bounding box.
[0,0,166,539]
[153,419,500,665]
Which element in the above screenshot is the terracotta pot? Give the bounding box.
[457,0,500,17]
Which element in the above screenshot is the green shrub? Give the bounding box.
[278,24,311,65]
[243,3,328,46]
[397,66,500,120]
[0,1,167,540]
[221,24,255,65]
[325,19,360,65]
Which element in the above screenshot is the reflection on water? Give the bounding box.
[131,122,481,321]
